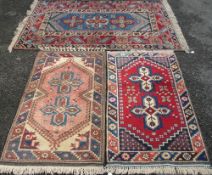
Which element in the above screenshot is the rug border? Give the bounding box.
[162,0,190,53]
[0,51,106,165]
[8,0,38,53]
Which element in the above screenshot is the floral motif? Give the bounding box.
[110,15,135,29]
[86,15,109,29]
[129,66,163,92]
[131,96,171,131]
[41,96,81,126]
[49,71,83,94]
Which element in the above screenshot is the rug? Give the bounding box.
[9,0,189,52]
[106,51,211,174]
[0,51,106,174]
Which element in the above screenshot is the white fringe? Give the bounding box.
[0,164,105,175]
[162,0,190,53]
[38,45,107,52]
[8,0,38,53]
[106,164,212,175]
[0,164,211,175]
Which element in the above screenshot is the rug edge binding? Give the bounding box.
[0,164,211,175]
[162,0,190,53]
[8,0,38,53]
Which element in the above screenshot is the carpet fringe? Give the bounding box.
[0,164,211,175]
[106,164,212,175]
[38,45,107,52]
[162,0,190,53]
[8,0,38,53]
[0,165,104,175]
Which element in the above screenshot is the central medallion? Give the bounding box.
[46,12,151,31]
[131,95,171,131]
[28,61,93,145]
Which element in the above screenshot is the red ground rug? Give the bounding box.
[0,51,106,174]
[106,51,210,174]
[9,0,189,52]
